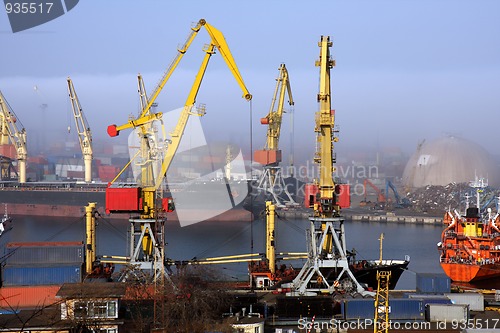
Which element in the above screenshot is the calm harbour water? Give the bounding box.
[2,214,445,290]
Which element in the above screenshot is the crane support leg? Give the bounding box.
[283,217,374,297]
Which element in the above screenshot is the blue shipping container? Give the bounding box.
[416,273,450,293]
[342,298,424,321]
[5,243,84,265]
[2,264,82,286]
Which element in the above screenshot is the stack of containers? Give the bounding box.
[2,241,84,287]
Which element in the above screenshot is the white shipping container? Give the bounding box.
[445,292,484,311]
[425,304,469,322]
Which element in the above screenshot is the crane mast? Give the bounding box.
[0,91,27,183]
[283,36,371,297]
[314,37,338,216]
[67,77,93,183]
[255,64,297,207]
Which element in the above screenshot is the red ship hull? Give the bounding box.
[440,262,500,283]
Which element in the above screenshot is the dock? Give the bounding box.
[347,213,442,225]
[276,208,443,225]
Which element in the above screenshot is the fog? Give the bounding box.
[1,0,499,169]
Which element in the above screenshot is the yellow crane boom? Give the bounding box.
[0,91,27,183]
[107,19,251,137]
[67,77,93,183]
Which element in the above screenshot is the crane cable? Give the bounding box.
[249,99,254,274]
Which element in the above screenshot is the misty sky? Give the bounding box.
[1,0,499,166]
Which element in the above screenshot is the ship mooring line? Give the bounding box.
[44,214,86,242]
[94,212,127,241]
[193,220,258,260]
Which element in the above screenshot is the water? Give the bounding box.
[2,214,444,290]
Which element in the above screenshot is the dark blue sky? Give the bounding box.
[1,0,499,163]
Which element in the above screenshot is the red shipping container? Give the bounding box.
[105,186,141,214]
[67,170,84,179]
[98,165,120,182]
[0,144,16,159]
[254,149,282,165]
[27,156,48,165]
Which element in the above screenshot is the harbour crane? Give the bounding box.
[66,77,93,183]
[104,18,251,278]
[283,36,372,297]
[254,63,297,207]
[0,91,27,183]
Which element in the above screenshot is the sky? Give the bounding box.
[1,0,499,167]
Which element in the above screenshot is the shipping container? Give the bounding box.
[416,273,451,293]
[406,294,452,306]
[0,285,60,309]
[425,303,469,322]
[254,150,282,166]
[105,186,141,213]
[275,296,336,319]
[2,264,82,286]
[0,144,16,159]
[5,241,84,265]
[341,298,424,321]
[444,292,484,312]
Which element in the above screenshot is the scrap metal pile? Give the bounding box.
[406,182,499,215]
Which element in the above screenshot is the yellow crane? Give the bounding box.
[283,36,371,297]
[255,63,297,207]
[67,77,93,183]
[0,91,27,183]
[105,19,251,277]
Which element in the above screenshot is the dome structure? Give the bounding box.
[402,136,499,188]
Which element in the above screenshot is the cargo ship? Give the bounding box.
[438,177,500,283]
[0,180,253,222]
[249,255,410,291]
